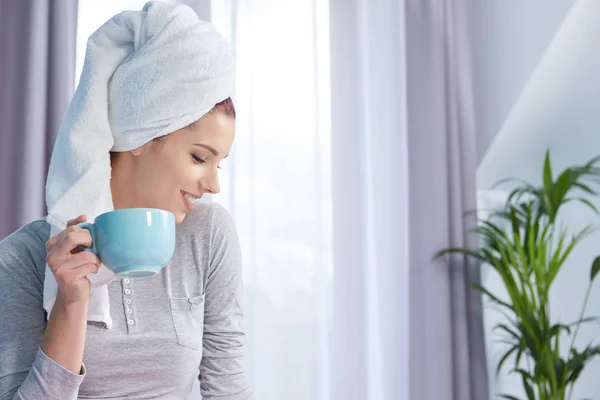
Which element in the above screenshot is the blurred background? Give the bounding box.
[3,0,600,399]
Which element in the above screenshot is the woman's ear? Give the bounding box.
[130,146,144,156]
[130,141,153,156]
[131,136,166,157]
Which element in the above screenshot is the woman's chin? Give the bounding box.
[175,212,187,224]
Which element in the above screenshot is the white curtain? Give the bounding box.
[328,0,410,399]
[211,1,336,399]
[212,0,411,399]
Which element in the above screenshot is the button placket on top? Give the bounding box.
[122,278,139,334]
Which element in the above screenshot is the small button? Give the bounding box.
[124,278,131,284]
[124,288,132,295]
[125,298,132,305]
[127,308,133,315]
[127,319,135,326]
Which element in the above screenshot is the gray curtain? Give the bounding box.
[407,0,489,399]
[0,0,78,240]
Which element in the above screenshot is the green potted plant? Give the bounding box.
[434,151,600,400]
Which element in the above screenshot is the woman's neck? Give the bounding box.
[110,152,137,210]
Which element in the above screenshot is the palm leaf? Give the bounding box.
[434,151,600,400]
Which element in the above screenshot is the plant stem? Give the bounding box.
[566,283,593,400]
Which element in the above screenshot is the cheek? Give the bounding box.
[154,154,204,194]
[137,155,182,196]
[139,151,206,208]
[174,155,205,184]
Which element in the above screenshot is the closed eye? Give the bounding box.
[191,154,205,164]
[192,154,222,169]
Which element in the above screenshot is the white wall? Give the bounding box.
[468,0,575,163]
[472,1,600,398]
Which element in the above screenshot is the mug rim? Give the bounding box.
[96,208,175,220]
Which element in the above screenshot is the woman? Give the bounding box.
[0,2,252,399]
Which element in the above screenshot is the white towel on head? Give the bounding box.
[43,0,235,328]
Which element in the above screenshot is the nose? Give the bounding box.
[200,168,220,195]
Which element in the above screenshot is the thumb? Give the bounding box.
[67,214,88,227]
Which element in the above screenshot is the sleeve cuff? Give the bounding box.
[36,347,86,384]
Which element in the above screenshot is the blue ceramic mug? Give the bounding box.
[76,208,176,278]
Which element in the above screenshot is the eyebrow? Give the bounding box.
[193,143,229,158]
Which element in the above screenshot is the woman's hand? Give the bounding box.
[45,215,101,305]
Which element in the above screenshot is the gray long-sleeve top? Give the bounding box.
[0,202,253,399]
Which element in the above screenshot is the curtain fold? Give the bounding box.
[406,0,489,399]
[210,0,334,398]
[0,0,77,239]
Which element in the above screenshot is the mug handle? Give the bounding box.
[76,222,98,254]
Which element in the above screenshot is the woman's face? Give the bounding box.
[114,110,235,223]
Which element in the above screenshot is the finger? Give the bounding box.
[52,251,101,274]
[47,226,87,255]
[56,263,100,286]
[45,215,88,252]
[52,230,94,257]
[46,233,69,254]
[67,214,87,227]
[73,263,101,280]
[45,236,59,252]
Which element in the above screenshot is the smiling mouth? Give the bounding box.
[181,190,201,210]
